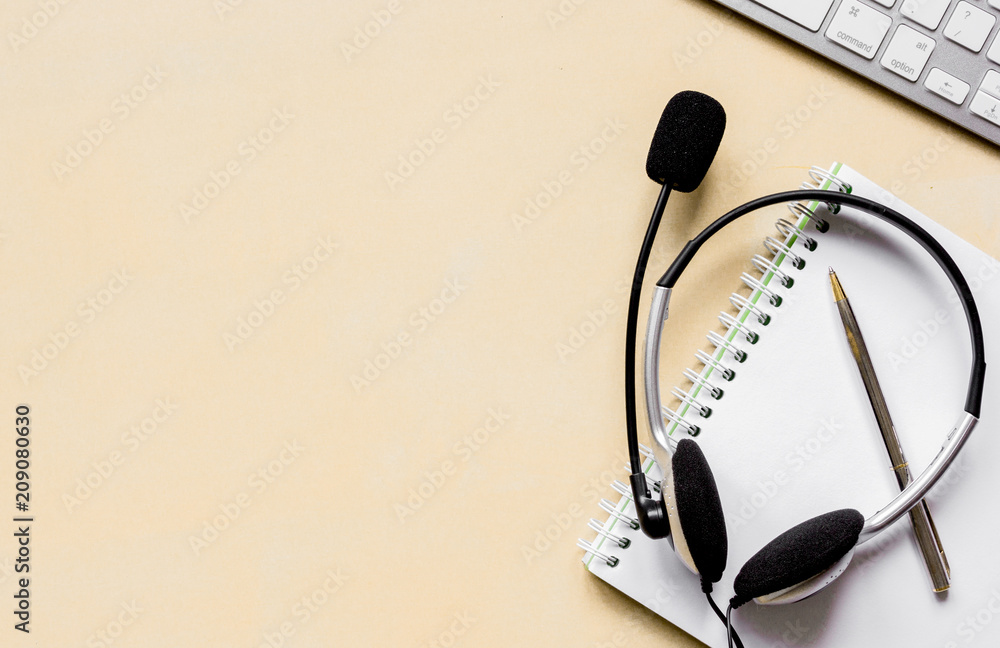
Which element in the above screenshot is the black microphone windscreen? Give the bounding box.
[645,91,726,192]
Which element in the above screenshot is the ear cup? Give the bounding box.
[731,508,864,607]
[668,438,728,587]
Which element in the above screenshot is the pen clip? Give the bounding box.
[922,500,951,581]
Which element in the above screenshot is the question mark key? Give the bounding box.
[943,1,995,52]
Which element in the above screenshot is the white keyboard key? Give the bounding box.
[880,25,936,81]
[944,2,996,53]
[988,33,1000,64]
[991,0,1000,9]
[749,0,837,31]
[970,90,1000,125]
[982,70,1000,99]
[924,67,971,103]
[901,0,952,30]
[826,1,893,60]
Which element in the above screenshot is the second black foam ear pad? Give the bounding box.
[732,508,864,606]
[672,438,728,585]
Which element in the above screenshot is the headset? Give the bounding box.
[624,92,987,646]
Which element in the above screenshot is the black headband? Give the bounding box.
[657,189,986,417]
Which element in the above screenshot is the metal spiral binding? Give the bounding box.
[776,218,817,251]
[611,480,632,499]
[740,273,782,307]
[683,368,724,399]
[789,201,829,232]
[729,294,771,325]
[672,387,712,417]
[588,519,630,549]
[707,330,748,363]
[801,165,851,214]
[763,237,805,269]
[577,538,619,567]
[661,404,701,436]
[581,167,846,570]
[696,349,735,381]
[719,312,759,344]
[800,177,840,213]
[599,499,639,529]
[579,473,649,568]
[751,255,793,288]
[808,165,852,194]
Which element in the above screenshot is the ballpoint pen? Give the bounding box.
[830,267,950,593]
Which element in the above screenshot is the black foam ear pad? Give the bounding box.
[672,438,728,586]
[731,508,864,607]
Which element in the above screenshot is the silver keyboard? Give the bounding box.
[706,0,1000,146]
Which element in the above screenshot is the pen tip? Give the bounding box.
[830,269,846,301]
[828,266,834,274]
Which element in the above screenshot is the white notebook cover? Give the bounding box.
[581,163,1000,647]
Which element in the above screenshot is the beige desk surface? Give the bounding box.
[2,1,999,646]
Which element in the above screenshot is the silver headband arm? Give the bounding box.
[643,285,678,471]
[645,285,978,546]
[858,412,977,544]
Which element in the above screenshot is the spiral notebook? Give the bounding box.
[579,163,1000,647]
